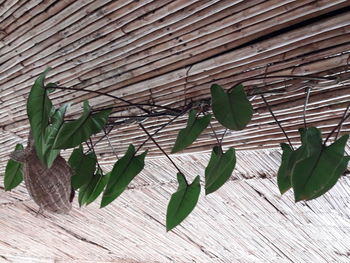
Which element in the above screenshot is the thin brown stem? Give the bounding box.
[335,103,350,141]
[209,122,220,146]
[220,128,228,145]
[139,123,186,183]
[103,128,119,160]
[84,141,92,154]
[230,74,338,91]
[183,64,193,107]
[53,86,153,113]
[92,126,114,148]
[303,87,311,129]
[108,110,182,120]
[261,95,294,150]
[87,138,103,175]
[135,107,189,153]
[92,103,181,113]
[324,104,350,145]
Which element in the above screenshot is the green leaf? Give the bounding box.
[171,110,211,153]
[166,174,200,231]
[27,67,53,155]
[53,101,111,149]
[4,144,24,191]
[205,146,236,195]
[310,156,350,200]
[211,84,253,130]
[279,127,323,194]
[46,82,58,93]
[68,145,97,190]
[78,184,88,207]
[277,143,293,195]
[299,127,322,156]
[86,172,110,205]
[41,104,69,168]
[101,145,147,208]
[292,134,349,202]
[79,170,110,206]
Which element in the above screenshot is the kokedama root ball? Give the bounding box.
[10,136,73,214]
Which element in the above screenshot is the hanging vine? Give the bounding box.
[3,67,349,231]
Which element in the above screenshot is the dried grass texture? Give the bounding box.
[0,0,350,262]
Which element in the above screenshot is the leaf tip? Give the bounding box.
[294,194,305,203]
[100,196,111,208]
[204,188,213,196]
[166,221,176,232]
[278,188,287,196]
[170,147,178,154]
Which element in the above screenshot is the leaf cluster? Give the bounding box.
[278,128,349,201]
[165,84,252,230]
[4,68,349,233]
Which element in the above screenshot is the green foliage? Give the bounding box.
[276,128,349,201]
[292,134,349,201]
[45,82,58,93]
[101,145,147,208]
[277,128,323,195]
[68,145,97,190]
[277,143,293,194]
[79,170,110,206]
[26,67,53,159]
[26,68,69,167]
[4,144,24,191]
[299,127,323,156]
[53,101,111,149]
[171,110,211,153]
[310,155,350,200]
[211,84,253,130]
[205,146,236,195]
[41,104,69,168]
[6,68,350,231]
[166,174,200,231]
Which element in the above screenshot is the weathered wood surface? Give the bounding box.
[0,0,349,172]
[1,149,350,262]
[0,0,350,262]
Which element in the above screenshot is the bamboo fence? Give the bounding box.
[0,0,350,262]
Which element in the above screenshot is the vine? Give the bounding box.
[3,67,349,231]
